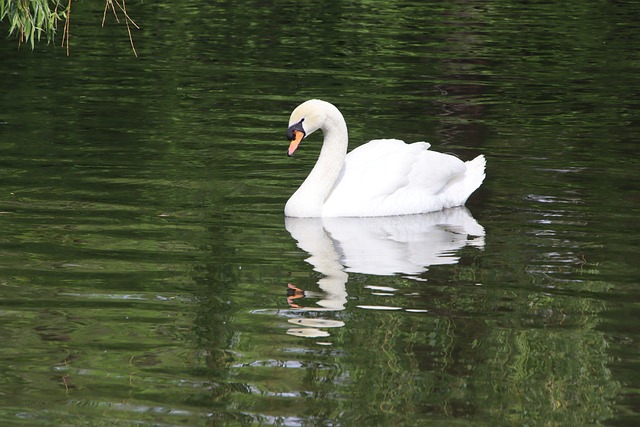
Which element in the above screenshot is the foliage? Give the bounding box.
[0,0,138,55]
[0,0,65,49]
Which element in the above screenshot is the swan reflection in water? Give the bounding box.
[284,207,485,338]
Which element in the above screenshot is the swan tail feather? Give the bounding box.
[461,154,486,202]
[444,154,486,207]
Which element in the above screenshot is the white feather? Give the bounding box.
[285,100,486,217]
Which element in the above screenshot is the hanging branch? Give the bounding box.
[102,0,139,56]
[0,0,139,56]
[61,0,70,55]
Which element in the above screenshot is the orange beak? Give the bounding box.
[287,130,304,157]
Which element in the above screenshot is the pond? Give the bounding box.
[1,0,639,425]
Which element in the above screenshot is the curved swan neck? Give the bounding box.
[285,106,348,217]
[309,122,348,187]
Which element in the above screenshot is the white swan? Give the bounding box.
[285,99,486,217]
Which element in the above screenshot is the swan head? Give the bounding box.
[286,99,342,156]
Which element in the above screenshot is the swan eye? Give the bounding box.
[286,118,306,141]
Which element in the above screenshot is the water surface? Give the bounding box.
[1,0,639,425]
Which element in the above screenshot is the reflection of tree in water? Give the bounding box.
[441,207,620,423]
[192,261,236,371]
[189,218,253,418]
[333,271,618,425]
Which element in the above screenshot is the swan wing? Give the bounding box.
[323,139,472,216]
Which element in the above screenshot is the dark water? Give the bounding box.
[1,0,639,425]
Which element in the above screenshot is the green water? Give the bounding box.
[1,0,639,425]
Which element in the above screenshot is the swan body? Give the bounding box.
[285,99,486,217]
